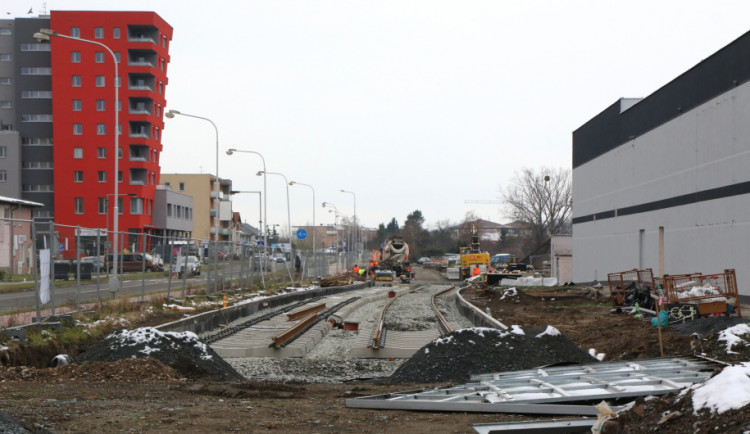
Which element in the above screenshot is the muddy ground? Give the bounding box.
[0,270,748,433]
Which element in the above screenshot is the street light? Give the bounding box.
[226,149,267,259]
[34,28,122,292]
[322,202,339,252]
[340,189,356,253]
[164,109,220,291]
[105,193,136,273]
[289,181,315,254]
[257,171,290,255]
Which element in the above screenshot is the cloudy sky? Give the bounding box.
[7,1,750,233]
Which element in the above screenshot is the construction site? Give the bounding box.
[0,261,749,433]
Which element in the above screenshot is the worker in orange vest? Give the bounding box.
[353,264,360,275]
[472,265,481,277]
[368,260,375,275]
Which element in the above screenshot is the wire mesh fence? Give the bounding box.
[0,218,366,328]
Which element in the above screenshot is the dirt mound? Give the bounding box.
[75,327,244,381]
[389,326,598,383]
[0,357,184,382]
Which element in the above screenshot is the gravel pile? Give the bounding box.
[76,327,244,381]
[389,325,599,384]
[671,316,750,337]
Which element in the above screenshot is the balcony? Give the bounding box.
[129,168,148,185]
[128,97,153,115]
[128,49,157,68]
[129,144,150,162]
[129,121,151,139]
[128,73,155,92]
[127,25,159,45]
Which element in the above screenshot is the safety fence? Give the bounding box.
[0,217,365,327]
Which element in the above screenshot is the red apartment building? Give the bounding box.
[49,11,172,256]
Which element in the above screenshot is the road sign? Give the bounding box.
[296,228,308,240]
[257,241,265,246]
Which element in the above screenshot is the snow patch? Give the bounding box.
[717,323,750,354]
[510,325,525,335]
[691,362,750,414]
[535,325,561,338]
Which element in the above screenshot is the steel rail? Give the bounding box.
[202,296,324,345]
[271,312,320,348]
[286,303,326,321]
[370,286,423,349]
[269,296,362,349]
[431,284,456,335]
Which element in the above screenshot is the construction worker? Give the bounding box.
[353,264,360,275]
[472,264,481,277]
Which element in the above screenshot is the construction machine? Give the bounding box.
[459,226,490,279]
[372,237,413,284]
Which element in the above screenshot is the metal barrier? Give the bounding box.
[607,268,655,307]
[663,269,741,317]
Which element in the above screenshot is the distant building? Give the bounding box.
[160,173,233,247]
[0,195,42,275]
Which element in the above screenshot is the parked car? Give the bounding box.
[107,253,162,273]
[176,255,201,278]
[416,257,431,264]
[273,255,286,263]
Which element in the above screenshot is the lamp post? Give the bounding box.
[257,171,290,256]
[340,189,356,254]
[165,109,220,292]
[226,149,267,260]
[322,202,338,251]
[34,28,122,292]
[289,181,315,254]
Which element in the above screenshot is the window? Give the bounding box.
[114,52,121,63]
[162,35,167,48]
[22,114,52,122]
[97,124,106,135]
[115,75,121,87]
[117,197,124,214]
[71,51,81,63]
[0,100,10,108]
[72,99,82,111]
[96,76,105,87]
[97,147,106,158]
[20,43,50,51]
[20,67,51,75]
[73,147,83,158]
[21,161,53,169]
[72,75,81,87]
[70,27,80,37]
[118,171,123,183]
[160,58,165,71]
[0,54,11,61]
[98,171,107,182]
[113,27,120,39]
[73,123,82,135]
[0,146,5,158]
[0,170,6,182]
[0,28,11,36]
[130,197,143,215]
[95,27,104,39]
[74,171,83,182]
[98,197,107,214]
[96,100,106,111]
[179,182,185,191]
[95,51,105,63]
[118,148,123,158]
[21,90,52,98]
[167,203,172,217]
[74,197,84,214]
[0,77,11,85]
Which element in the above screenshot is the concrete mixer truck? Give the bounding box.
[372,237,412,285]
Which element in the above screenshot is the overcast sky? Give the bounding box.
[8,1,750,233]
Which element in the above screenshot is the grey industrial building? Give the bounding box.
[572,30,750,300]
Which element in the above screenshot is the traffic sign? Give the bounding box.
[296,228,308,240]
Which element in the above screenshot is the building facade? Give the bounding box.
[160,173,233,247]
[0,195,42,275]
[49,11,172,256]
[572,30,750,300]
[0,12,173,257]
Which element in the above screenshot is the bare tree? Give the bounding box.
[501,167,572,245]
